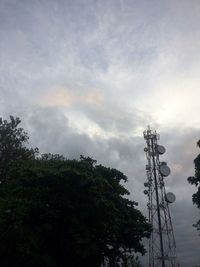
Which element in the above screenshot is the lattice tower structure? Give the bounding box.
[143,127,178,267]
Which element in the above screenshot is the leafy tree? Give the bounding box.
[0,155,150,267]
[188,140,200,231]
[0,116,151,266]
[114,251,142,267]
[0,116,38,181]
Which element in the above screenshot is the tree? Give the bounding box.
[0,155,150,267]
[188,140,200,231]
[115,251,142,267]
[0,116,151,266]
[0,116,38,181]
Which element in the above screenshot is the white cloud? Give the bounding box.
[0,0,200,265]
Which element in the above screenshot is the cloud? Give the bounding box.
[7,114,199,262]
[40,87,105,108]
[41,87,75,108]
[2,104,200,267]
[0,0,200,266]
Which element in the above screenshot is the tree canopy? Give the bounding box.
[188,140,200,231]
[0,116,38,181]
[0,116,151,267]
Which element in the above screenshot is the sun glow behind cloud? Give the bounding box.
[147,80,200,128]
[41,87,104,107]
[41,88,74,108]
[40,87,109,138]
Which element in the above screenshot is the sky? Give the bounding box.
[0,0,200,266]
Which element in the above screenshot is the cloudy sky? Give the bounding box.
[0,0,200,266]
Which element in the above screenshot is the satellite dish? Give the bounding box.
[157,145,166,155]
[165,192,176,203]
[159,164,171,177]
[144,147,148,152]
[144,190,148,195]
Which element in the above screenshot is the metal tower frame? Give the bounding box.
[143,127,178,267]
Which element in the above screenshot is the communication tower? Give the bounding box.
[143,127,178,267]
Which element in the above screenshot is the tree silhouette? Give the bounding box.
[0,116,150,266]
[0,116,38,181]
[188,140,200,231]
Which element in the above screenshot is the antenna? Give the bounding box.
[143,127,179,267]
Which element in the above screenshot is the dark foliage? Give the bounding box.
[0,116,150,267]
[188,140,200,231]
[0,116,38,181]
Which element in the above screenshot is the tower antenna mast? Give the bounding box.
[143,127,179,267]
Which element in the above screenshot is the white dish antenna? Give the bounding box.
[159,164,171,177]
[165,192,176,203]
[157,145,166,155]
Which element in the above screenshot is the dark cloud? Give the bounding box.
[173,200,200,267]
[140,199,200,267]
